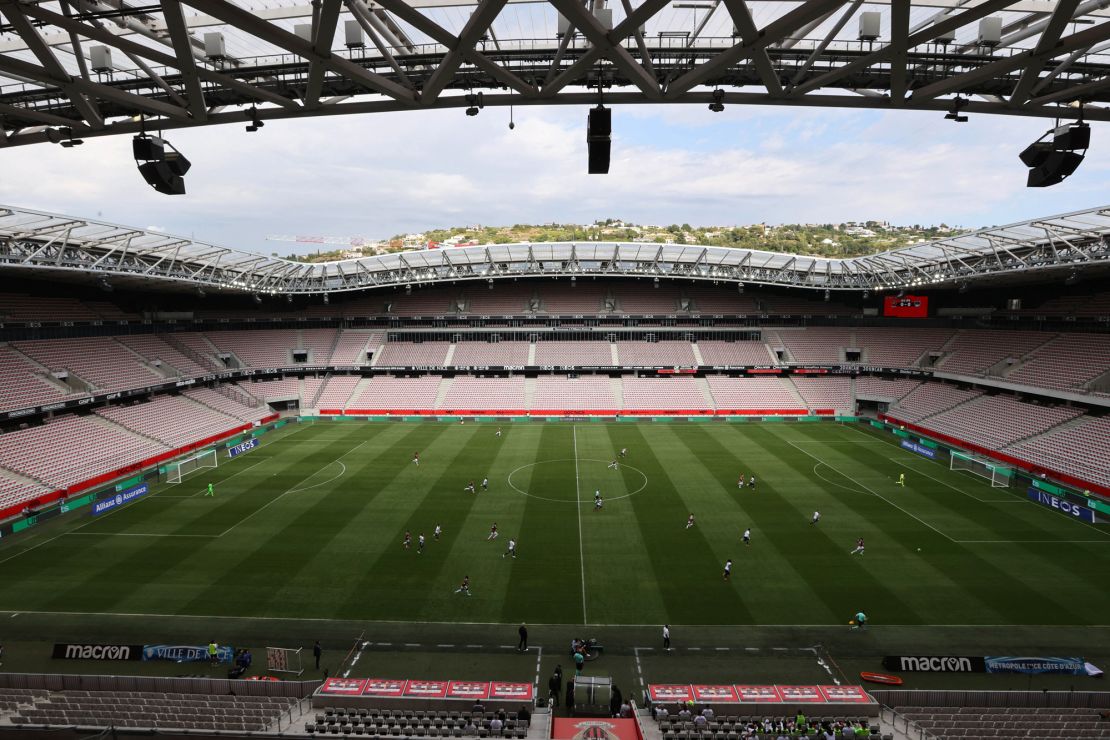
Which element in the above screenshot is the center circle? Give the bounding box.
[506,458,648,503]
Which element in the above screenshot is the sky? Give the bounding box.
[0,102,1107,256]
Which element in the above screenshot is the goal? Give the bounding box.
[165,449,218,484]
[266,646,304,676]
[950,450,1012,488]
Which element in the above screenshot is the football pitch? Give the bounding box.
[1,417,1108,632]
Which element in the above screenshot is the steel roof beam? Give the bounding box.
[1009,0,1083,105]
[160,0,209,122]
[722,0,784,96]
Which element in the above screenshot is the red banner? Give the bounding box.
[319,678,368,696]
[362,679,407,697]
[447,681,490,700]
[819,686,871,703]
[691,685,739,702]
[734,685,782,703]
[404,680,448,698]
[489,683,534,701]
[552,718,641,740]
[777,686,824,703]
[648,685,694,703]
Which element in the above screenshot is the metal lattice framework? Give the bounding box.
[0,0,1109,147]
[0,202,1107,293]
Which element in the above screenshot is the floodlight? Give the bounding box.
[708,89,724,113]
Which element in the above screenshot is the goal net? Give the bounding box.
[950,451,1012,488]
[165,449,218,485]
[266,646,304,676]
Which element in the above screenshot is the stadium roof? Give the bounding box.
[0,202,1107,293]
[0,0,1109,148]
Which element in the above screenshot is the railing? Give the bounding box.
[879,705,939,740]
[159,333,221,372]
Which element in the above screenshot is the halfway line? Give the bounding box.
[573,425,587,625]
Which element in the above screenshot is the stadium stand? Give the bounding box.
[95,395,245,448]
[116,334,209,376]
[3,690,298,732]
[853,327,954,367]
[463,285,536,315]
[533,376,617,410]
[332,330,385,364]
[915,394,1085,450]
[935,330,1054,376]
[615,341,697,366]
[304,706,532,737]
[240,377,301,402]
[301,328,340,363]
[770,329,852,364]
[0,472,51,511]
[0,294,98,322]
[887,383,983,423]
[696,340,776,365]
[892,705,1110,739]
[653,710,881,740]
[0,414,167,489]
[855,377,922,403]
[1005,415,1110,487]
[706,377,807,411]
[612,283,684,314]
[539,285,608,314]
[184,387,270,424]
[1004,332,1110,392]
[206,330,299,368]
[313,375,362,409]
[346,376,444,410]
[0,345,72,412]
[680,286,760,314]
[621,377,712,410]
[13,337,163,391]
[387,288,454,316]
[759,294,856,316]
[441,376,526,409]
[375,342,451,367]
[533,341,614,366]
[167,332,224,369]
[791,376,853,413]
[449,341,530,367]
[1000,289,1110,319]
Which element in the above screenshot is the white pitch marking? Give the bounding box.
[65,532,217,538]
[573,425,587,626]
[884,456,1017,504]
[786,439,958,543]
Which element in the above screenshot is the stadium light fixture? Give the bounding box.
[465,91,484,117]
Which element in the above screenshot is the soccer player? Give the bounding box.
[897,473,906,487]
[742,528,751,546]
[619,447,628,458]
[496,427,502,438]
[850,537,865,555]
[748,475,756,490]
[434,524,442,540]
[481,477,489,492]
[455,576,471,596]
[503,538,517,559]
[594,495,603,511]
[412,452,419,466]
[662,624,671,650]
[722,559,733,580]
[206,482,214,497]
[403,531,412,549]
[812,511,821,525]
[417,533,426,554]
[487,523,499,540]
[464,480,476,494]
[685,514,695,529]
[851,611,867,630]
[737,475,744,490]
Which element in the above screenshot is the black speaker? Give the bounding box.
[139,161,187,195]
[1019,141,1052,168]
[1053,122,1090,151]
[587,105,611,174]
[133,135,165,161]
[1026,150,1084,188]
[164,151,192,177]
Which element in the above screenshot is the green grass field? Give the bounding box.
[1,418,1107,629]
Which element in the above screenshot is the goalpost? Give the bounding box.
[950,450,1013,488]
[164,449,218,485]
[266,646,304,676]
